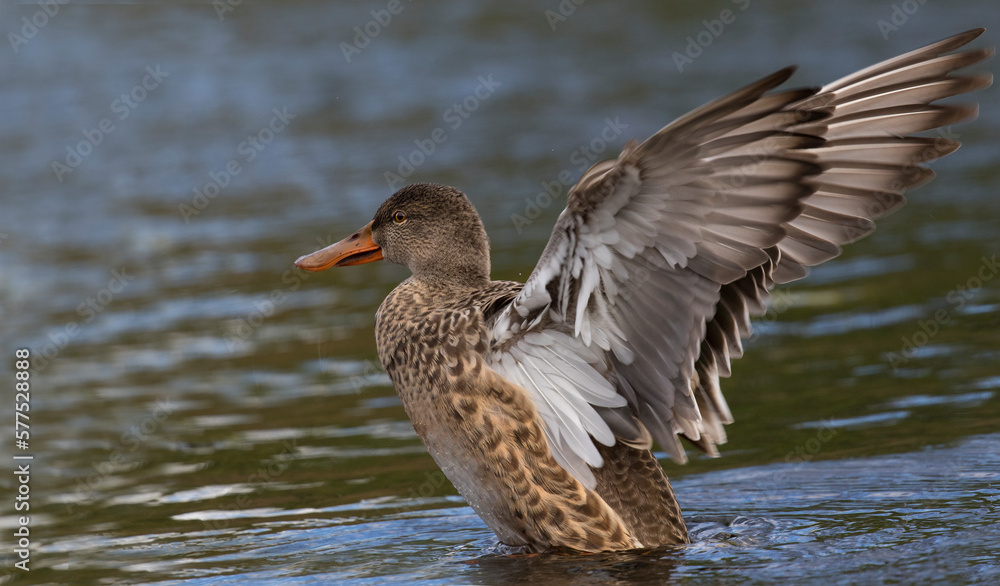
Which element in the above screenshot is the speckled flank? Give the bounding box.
[376,279,650,551]
[593,442,688,546]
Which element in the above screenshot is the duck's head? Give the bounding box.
[295,183,492,284]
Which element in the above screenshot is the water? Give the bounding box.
[1,1,998,583]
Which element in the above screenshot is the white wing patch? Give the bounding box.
[490,329,626,490]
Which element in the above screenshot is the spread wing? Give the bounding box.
[487,29,992,489]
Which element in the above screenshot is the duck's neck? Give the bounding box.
[410,261,492,291]
[409,245,492,290]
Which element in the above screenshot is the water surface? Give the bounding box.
[1,1,998,583]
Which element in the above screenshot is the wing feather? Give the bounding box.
[487,30,991,487]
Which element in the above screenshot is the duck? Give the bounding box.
[295,29,991,552]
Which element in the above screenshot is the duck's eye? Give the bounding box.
[393,211,407,224]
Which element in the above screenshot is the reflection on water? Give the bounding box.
[0,0,998,584]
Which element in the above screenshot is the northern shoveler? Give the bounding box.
[296,29,991,552]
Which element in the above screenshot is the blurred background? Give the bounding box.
[0,1,997,583]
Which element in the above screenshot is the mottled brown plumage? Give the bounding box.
[295,30,990,553]
[375,274,651,550]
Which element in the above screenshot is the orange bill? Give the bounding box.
[294,220,383,271]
